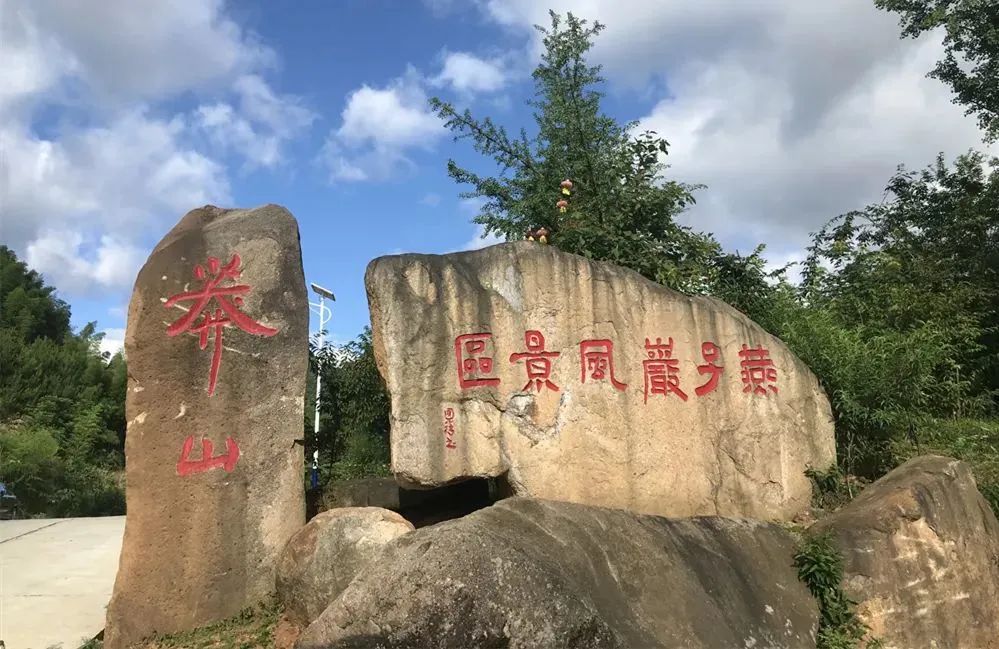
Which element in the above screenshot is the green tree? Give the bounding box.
[430,11,731,293]
[309,327,391,482]
[0,246,127,516]
[877,0,999,141]
[802,152,998,405]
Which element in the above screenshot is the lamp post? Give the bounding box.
[309,283,335,489]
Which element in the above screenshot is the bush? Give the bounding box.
[325,431,391,483]
[772,299,985,475]
[794,532,882,649]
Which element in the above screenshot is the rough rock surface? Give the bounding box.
[276,507,414,626]
[366,242,835,520]
[814,455,999,649]
[297,497,818,649]
[105,205,308,648]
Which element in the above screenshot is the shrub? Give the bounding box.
[794,532,882,649]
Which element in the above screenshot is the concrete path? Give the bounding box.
[1,516,125,649]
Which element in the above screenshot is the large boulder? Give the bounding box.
[276,507,415,626]
[366,242,835,520]
[105,205,308,648]
[297,497,818,649]
[814,455,999,649]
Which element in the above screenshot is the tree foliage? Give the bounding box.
[876,0,999,141]
[307,327,391,483]
[430,11,777,295]
[0,246,126,516]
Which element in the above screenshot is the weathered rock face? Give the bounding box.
[297,497,818,649]
[105,205,308,648]
[814,455,999,649]
[276,507,415,626]
[366,242,835,520]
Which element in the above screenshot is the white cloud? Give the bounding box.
[99,327,127,357]
[26,232,145,293]
[2,110,230,291]
[323,70,444,182]
[0,0,308,299]
[479,0,997,255]
[21,0,272,103]
[433,51,508,94]
[195,75,316,169]
[456,223,505,252]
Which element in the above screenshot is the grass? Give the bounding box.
[80,598,286,649]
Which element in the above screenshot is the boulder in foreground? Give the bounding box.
[298,497,818,649]
[276,507,414,626]
[814,455,999,649]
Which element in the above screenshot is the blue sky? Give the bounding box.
[2,0,995,355]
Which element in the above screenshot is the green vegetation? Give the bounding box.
[877,0,999,142]
[93,598,283,649]
[805,466,870,512]
[430,11,770,298]
[794,533,883,649]
[0,246,126,517]
[308,328,391,483]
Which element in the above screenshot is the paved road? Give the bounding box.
[1,516,125,649]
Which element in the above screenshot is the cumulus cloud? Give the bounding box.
[21,0,272,102]
[1,110,230,291]
[323,69,444,182]
[479,0,998,260]
[433,51,508,94]
[99,327,127,357]
[0,0,307,296]
[195,75,316,168]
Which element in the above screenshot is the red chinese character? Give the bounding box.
[580,339,627,391]
[643,337,687,403]
[510,330,560,392]
[695,341,724,397]
[164,254,278,396]
[443,407,457,449]
[739,344,778,396]
[454,333,500,389]
[176,435,240,477]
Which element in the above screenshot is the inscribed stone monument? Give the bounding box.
[104,204,308,648]
[366,242,835,520]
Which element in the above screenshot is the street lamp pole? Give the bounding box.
[309,283,335,489]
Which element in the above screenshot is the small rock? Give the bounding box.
[276,507,414,626]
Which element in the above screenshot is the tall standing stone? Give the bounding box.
[104,205,308,648]
[366,242,835,521]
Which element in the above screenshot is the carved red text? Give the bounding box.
[164,254,278,396]
[443,407,457,449]
[579,339,627,391]
[643,337,687,403]
[739,344,778,396]
[695,341,724,397]
[176,435,241,476]
[454,333,500,389]
[510,330,560,392]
